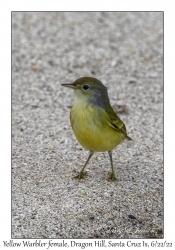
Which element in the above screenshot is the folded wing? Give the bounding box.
[105,104,132,140]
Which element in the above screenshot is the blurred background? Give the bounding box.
[12,12,163,238]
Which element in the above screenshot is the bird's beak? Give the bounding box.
[61,83,77,89]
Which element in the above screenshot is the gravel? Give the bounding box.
[12,12,163,238]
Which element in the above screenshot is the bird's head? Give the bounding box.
[62,77,109,108]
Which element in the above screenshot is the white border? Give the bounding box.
[1,0,175,248]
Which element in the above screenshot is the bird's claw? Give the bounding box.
[106,171,117,181]
[74,171,87,179]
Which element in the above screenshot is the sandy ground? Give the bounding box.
[12,12,163,238]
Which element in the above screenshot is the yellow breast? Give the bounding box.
[70,100,125,152]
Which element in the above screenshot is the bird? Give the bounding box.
[62,77,131,181]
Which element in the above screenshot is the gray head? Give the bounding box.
[62,77,110,109]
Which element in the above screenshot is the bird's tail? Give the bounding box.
[126,135,132,140]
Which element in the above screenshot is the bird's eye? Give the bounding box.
[83,84,89,90]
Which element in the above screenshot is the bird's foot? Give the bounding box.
[74,170,87,179]
[106,171,117,181]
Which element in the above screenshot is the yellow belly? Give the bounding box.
[70,102,125,152]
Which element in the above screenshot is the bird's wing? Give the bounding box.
[105,104,132,140]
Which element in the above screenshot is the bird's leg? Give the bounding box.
[107,151,117,181]
[74,150,94,179]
